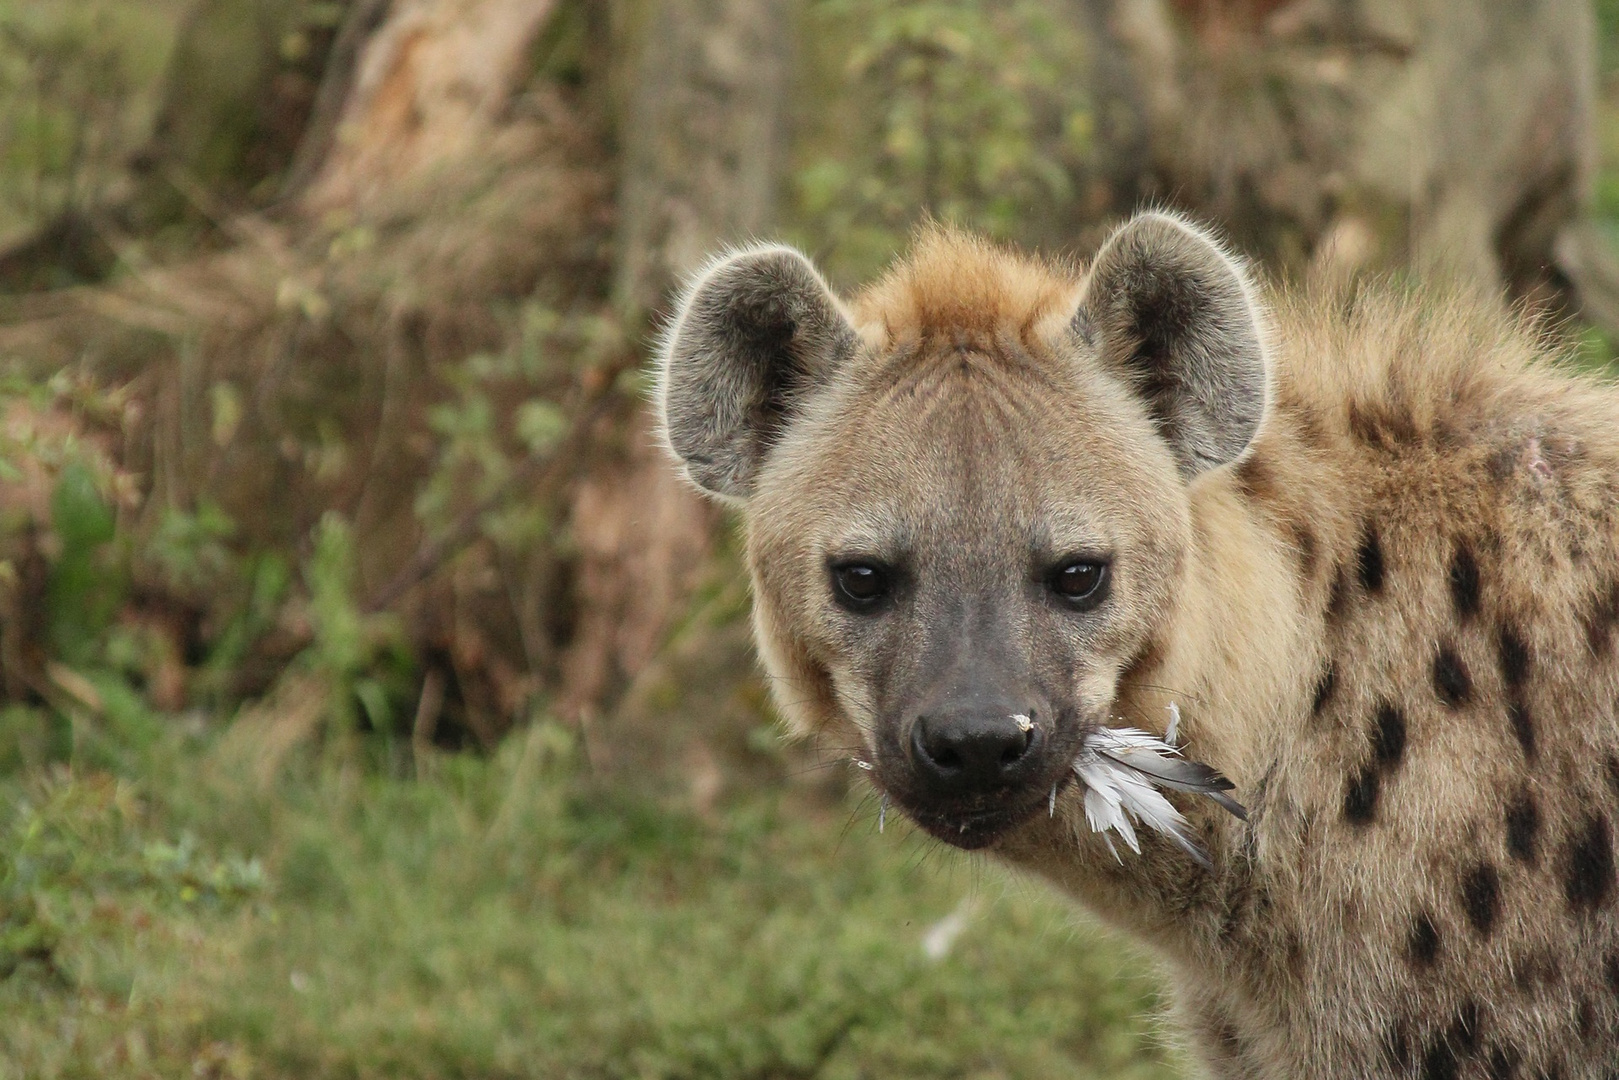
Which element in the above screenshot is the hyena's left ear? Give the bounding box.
[656,245,859,500]
[1079,212,1269,478]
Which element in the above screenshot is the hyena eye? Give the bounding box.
[1048,559,1110,609]
[831,562,891,610]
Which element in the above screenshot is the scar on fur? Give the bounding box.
[1524,436,1554,481]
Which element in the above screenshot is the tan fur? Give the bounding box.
[743,231,1619,1077]
[850,225,1082,350]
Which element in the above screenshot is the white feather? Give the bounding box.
[1071,724,1230,869]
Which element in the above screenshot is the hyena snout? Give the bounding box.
[909,704,1045,796]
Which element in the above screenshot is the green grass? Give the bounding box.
[0,711,1181,1079]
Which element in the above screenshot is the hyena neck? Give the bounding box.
[1129,431,1337,790]
[1005,424,1343,946]
[999,513,1309,945]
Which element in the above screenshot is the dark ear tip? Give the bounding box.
[696,245,821,295]
[1116,211,1197,240]
[685,247,831,334]
[1116,210,1223,244]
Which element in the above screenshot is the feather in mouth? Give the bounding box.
[1069,703,1247,870]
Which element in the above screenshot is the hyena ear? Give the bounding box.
[656,245,859,499]
[1079,212,1269,478]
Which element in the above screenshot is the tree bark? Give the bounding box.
[613,0,794,313]
[296,0,563,216]
[557,0,796,774]
[279,0,396,203]
[1084,0,1597,302]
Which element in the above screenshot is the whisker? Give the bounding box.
[1129,682,1206,704]
[835,790,877,856]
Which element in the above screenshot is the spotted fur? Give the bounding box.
[656,212,1619,1077]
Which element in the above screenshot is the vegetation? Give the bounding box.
[0,7,1178,1072]
[0,712,1175,1078]
[5,0,1619,1075]
[788,0,1095,282]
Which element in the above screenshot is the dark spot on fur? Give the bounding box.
[1450,1000,1481,1054]
[1327,565,1350,621]
[1289,522,1319,579]
[1344,767,1380,824]
[1450,543,1481,620]
[1433,646,1472,707]
[1577,994,1595,1039]
[1422,1038,1458,1080]
[1357,527,1385,593]
[1486,1044,1520,1080]
[1409,910,1441,966]
[1311,662,1336,717]
[1420,1001,1482,1080]
[1395,412,1420,445]
[1584,579,1619,658]
[1604,951,1619,996]
[1372,701,1406,768]
[1506,791,1539,865]
[1217,864,1260,944]
[1605,755,1619,803]
[1498,626,1530,689]
[1507,700,1536,762]
[1487,443,1515,484]
[1277,392,1326,446]
[1385,1021,1412,1069]
[1348,400,1379,446]
[1211,1018,1245,1062]
[1563,813,1616,913]
[1350,398,1418,448]
[1460,864,1500,937]
[1235,455,1277,504]
[1284,930,1305,976]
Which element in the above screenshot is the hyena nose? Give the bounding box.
[911,709,1042,792]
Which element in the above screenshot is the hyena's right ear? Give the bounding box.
[656,245,859,499]
[1080,212,1270,479]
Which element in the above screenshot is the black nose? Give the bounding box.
[910,709,1041,793]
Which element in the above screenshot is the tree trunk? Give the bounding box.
[557,0,795,779]
[295,0,562,215]
[1085,0,1597,303]
[613,0,794,313]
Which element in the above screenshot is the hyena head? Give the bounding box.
[656,212,1269,849]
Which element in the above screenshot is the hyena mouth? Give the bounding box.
[901,776,1077,850]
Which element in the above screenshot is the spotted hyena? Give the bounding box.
[654,210,1619,1077]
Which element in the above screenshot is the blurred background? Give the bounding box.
[1,0,1617,1075]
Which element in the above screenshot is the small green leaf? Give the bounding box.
[50,461,114,551]
[515,400,568,455]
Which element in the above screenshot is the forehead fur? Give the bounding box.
[851,225,1080,346]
